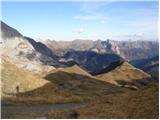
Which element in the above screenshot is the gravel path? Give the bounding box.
[1,103,85,118]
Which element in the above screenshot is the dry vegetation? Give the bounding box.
[1,58,125,106]
[97,62,151,85]
[1,58,159,119]
[4,81,159,119]
[76,81,159,119]
[1,58,49,95]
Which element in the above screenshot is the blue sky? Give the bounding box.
[1,1,158,41]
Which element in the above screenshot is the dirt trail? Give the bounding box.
[2,103,85,118]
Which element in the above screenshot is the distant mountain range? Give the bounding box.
[45,39,158,61]
[115,40,158,60]
[130,56,159,78]
[1,21,159,76]
[45,36,159,75]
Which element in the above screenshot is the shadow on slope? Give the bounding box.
[24,37,56,58]
[43,71,125,96]
[129,55,159,79]
[6,70,128,106]
[16,66,152,100]
[63,50,124,74]
[93,60,124,75]
[115,78,152,90]
[7,71,127,106]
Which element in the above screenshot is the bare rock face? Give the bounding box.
[45,39,158,61]
[1,21,55,74]
[115,40,159,60]
[1,21,22,38]
[45,39,120,55]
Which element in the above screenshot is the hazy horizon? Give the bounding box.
[2,1,158,41]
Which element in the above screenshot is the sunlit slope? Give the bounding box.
[1,58,50,96]
[97,62,151,85]
[50,65,91,75]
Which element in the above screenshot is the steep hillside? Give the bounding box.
[43,65,125,96]
[1,21,55,74]
[50,65,91,77]
[1,21,22,38]
[1,58,89,104]
[97,62,151,87]
[1,58,50,96]
[94,60,124,75]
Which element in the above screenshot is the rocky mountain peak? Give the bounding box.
[1,21,22,39]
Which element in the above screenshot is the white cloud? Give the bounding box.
[78,28,84,33]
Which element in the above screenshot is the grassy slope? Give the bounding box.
[45,64,92,77]
[96,62,151,85]
[76,81,159,119]
[2,60,153,100]
[2,60,126,105]
[1,58,50,96]
[6,81,158,119]
[43,65,126,96]
[21,65,125,102]
[1,59,91,104]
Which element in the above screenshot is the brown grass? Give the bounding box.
[1,58,49,95]
[1,58,158,119]
[4,81,158,119]
[75,81,159,119]
[97,62,151,85]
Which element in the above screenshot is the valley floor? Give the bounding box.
[1,81,159,119]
